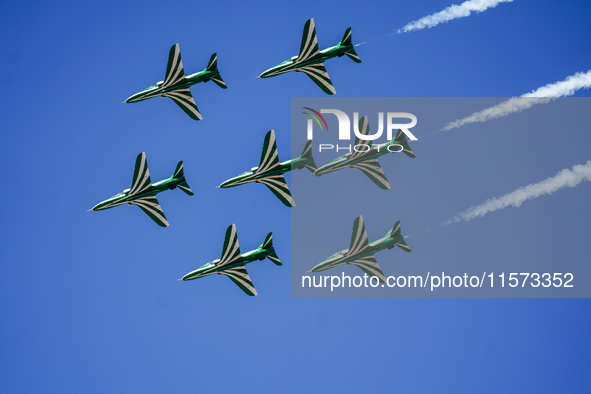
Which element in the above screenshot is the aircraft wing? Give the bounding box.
[129,196,169,227]
[161,89,203,120]
[346,215,370,256]
[296,63,336,95]
[297,18,320,62]
[349,256,387,283]
[163,44,185,87]
[350,159,391,190]
[218,265,257,296]
[257,130,281,173]
[130,152,153,195]
[350,116,373,160]
[219,224,242,266]
[256,175,295,207]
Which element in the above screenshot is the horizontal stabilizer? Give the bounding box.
[206,53,228,89]
[345,47,362,63]
[267,252,282,266]
[394,130,415,158]
[178,181,194,196]
[388,221,411,252]
[172,161,194,195]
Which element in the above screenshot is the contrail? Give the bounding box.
[441,70,591,131]
[397,0,514,34]
[445,161,591,224]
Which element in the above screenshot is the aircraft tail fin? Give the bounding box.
[340,27,353,46]
[261,232,282,266]
[205,53,227,89]
[173,161,184,178]
[387,221,411,252]
[340,28,362,63]
[172,161,194,196]
[394,130,416,158]
[299,141,318,172]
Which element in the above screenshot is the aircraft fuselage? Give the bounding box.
[311,236,398,273]
[182,246,275,281]
[315,139,404,175]
[125,70,219,103]
[219,156,312,188]
[259,44,352,78]
[92,176,186,211]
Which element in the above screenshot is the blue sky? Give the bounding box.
[1,0,590,392]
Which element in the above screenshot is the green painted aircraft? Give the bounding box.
[310,216,411,282]
[314,116,416,189]
[259,18,361,95]
[125,43,226,120]
[219,130,317,207]
[92,152,193,227]
[181,224,281,296]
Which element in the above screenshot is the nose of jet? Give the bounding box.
[313,167,327,176]
[259,68,273,78]
[91,201,107,211]
[219,177,242,188]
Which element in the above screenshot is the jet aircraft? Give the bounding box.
[181,224,282,296]
[259,18,361,95]
[310,216,411,282]
[314,116,416,189]
[219,130,317,207]
[125,43,226,120]
[92,152,193,227]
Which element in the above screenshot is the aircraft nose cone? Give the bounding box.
[259,69,273,78]
[91,202,105,211]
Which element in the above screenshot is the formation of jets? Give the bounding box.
[92,18,415,295]
[219,130,317,207]
[310,216,411,281]
[181,224,282,296]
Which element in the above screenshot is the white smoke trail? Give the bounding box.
[441,70,591,131]
[398,0,514,34]
[446,161,591,224]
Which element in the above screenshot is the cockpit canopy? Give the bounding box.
[250,166,258,172]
